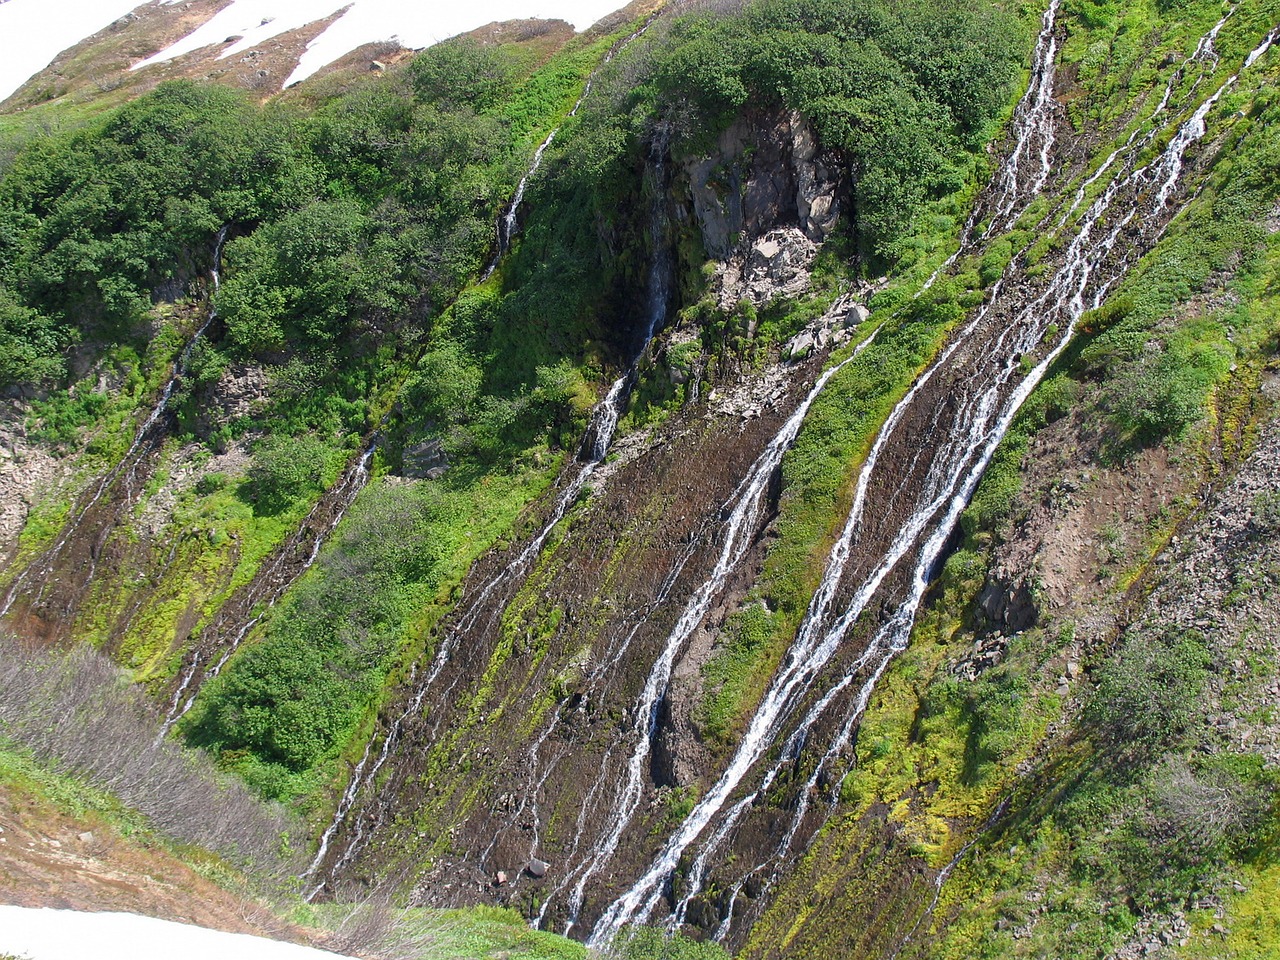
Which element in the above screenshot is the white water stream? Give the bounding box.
[552,309,880,933]
[588,12,1277,947]
[306,142,675,892]
[0,228,228,621]
[481,18,654,280]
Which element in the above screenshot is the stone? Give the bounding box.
[844,302,871,327]
[785,331,816,362]
[528,858,549,878]
[404,438,450,480]
[494,870,507,886]
[78,832,94,843]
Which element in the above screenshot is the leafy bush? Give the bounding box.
[612,927,730,960]
[1084,627,1211,753]
[188,481,451,790]
[0,284,68,385]
[245,433,331,514]
[623,0,1023,258]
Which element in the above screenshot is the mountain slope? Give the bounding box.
[1,0,1279,957]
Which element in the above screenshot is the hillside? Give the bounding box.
[2,0,1279,957]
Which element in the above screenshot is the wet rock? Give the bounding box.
[682,110,841,264]
[403,438,450,480]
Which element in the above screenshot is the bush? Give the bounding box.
[1084,628,1210,753]
[1249,491,1280,535]
[611,927,730,960]
[245,433,331,514]
[0,284,68,386]
[187,481,450,790]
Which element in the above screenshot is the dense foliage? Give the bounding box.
[615,0,1023,258]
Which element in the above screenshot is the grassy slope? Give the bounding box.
[746,0,1280,957]
[0,741,587,958]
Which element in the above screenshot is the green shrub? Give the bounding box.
[613,926,730,960]
[1084,628,1211,753]
[245,433,331,514]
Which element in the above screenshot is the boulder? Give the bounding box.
[403,438,449,480]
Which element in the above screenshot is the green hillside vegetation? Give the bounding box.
[747,1,1280,956]
[0,0,1023,811]
[5,0,1276,956]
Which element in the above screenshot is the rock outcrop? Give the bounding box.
[680,110,843,308]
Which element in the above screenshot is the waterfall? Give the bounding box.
[550,313,879,934]
[0,227,228,621]
[983,0,1061,237]
[305,141,676,893]
[922,0,1060,290]
[481,18,657,281]
[587,14,1277,947]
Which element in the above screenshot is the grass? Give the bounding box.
[747,2,1280,956]
[295,902,586,960]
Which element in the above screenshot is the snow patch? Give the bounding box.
[130,0,628,88]
[0,0,143,103]
[0,905,357,960]
[0,0,627,103]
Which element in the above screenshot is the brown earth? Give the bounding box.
[0,779,308,944]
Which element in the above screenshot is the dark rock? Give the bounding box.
[403,438,450,480]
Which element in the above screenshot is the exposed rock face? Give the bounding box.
[717,227,818,310]
[403,438,450,480]
[0,403,72,566]
[194,364,269,436]
[680,110,843,307]
[976,565,1039,632]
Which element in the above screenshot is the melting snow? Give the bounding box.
[0,905,357,960]
[0,0,627,103]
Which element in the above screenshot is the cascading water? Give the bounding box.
[160,443,377,734]
[587,14,1277,948]
[547,311,880,934]
[983,0,1060,236]
[305,140,676,894]
[0,227,228,623]
[922,0,1060,291]
[481,18,657,281]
